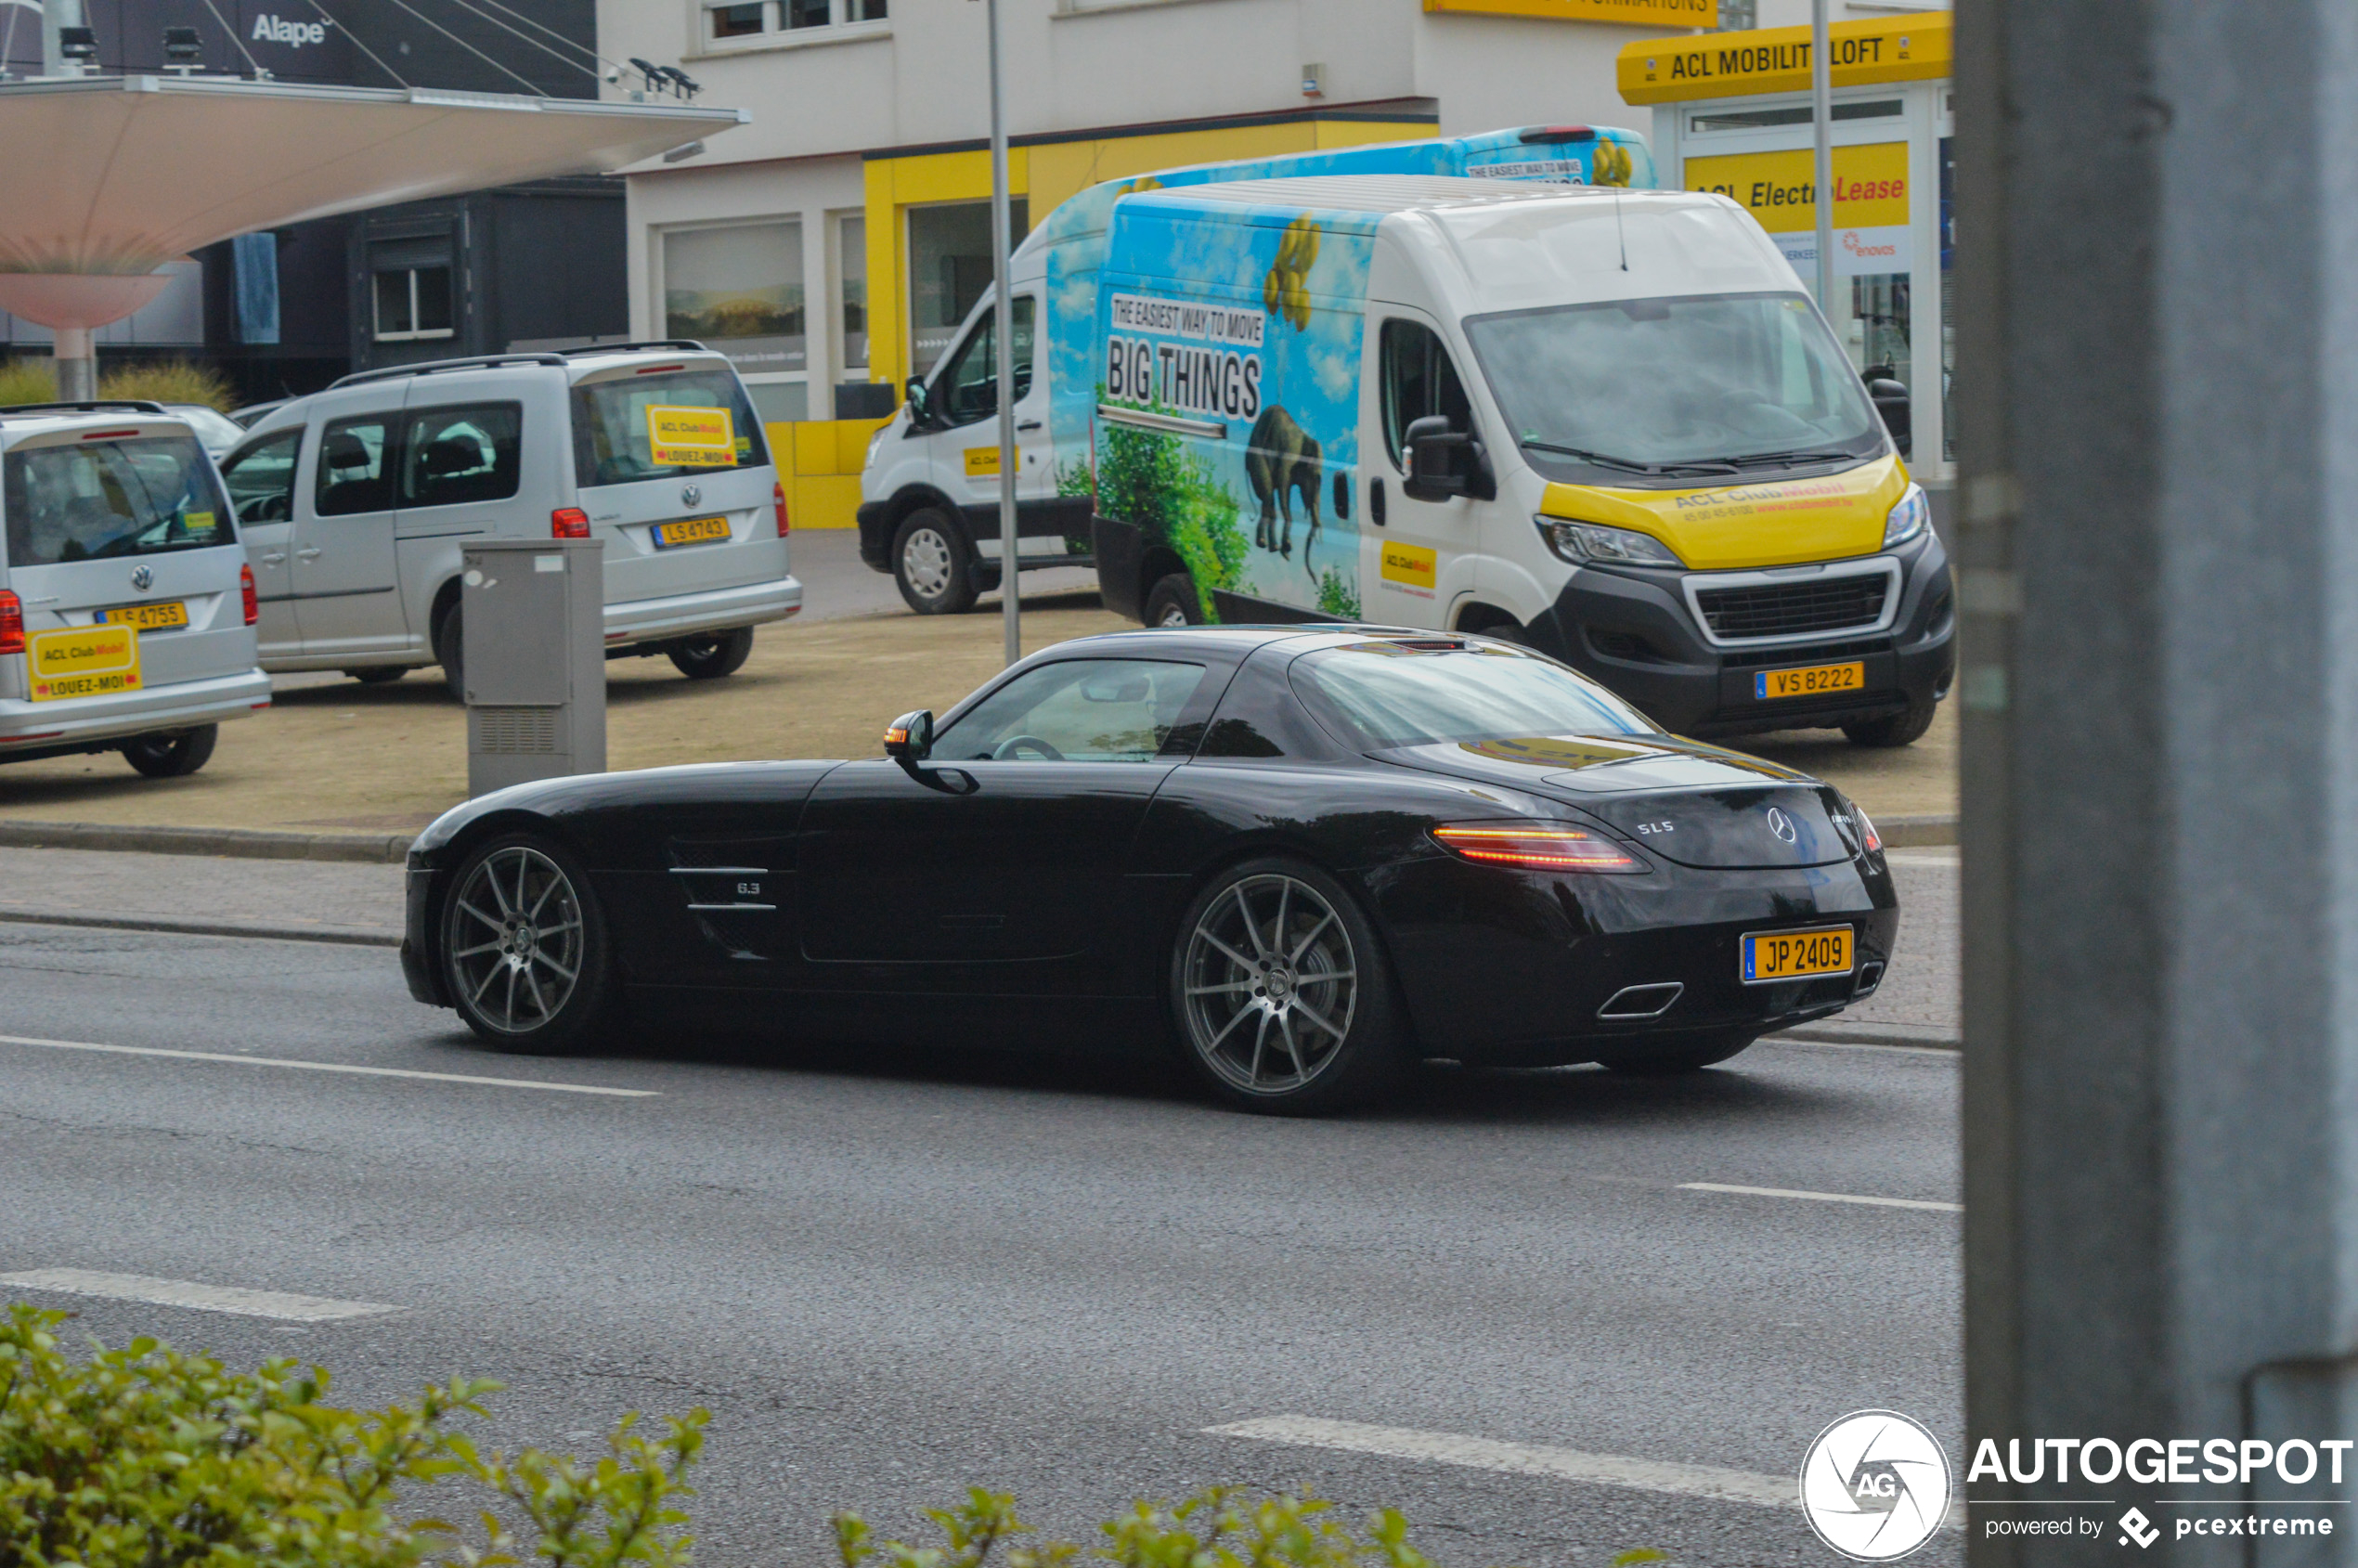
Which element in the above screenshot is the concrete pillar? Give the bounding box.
[53,327,95,403]
[1959,0,2358,1562]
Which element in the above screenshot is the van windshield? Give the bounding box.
[3,434,237,566]
[570,367,769,488]
[1463,292,1885,483]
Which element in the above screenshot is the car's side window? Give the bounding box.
[934,657,1207,762]
[221,430,301,525]
[931,296,1036,428]
[1380,318,1473,468]
[401,402,522,509]
[315,416,395,517]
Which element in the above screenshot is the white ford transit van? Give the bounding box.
[221,343,801,695]
[0,400,270,776]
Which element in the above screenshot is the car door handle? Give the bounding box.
[1369,478,1387,527]
[1017,420,1042,432]
[260,551,286,565]
[295,547,322,560]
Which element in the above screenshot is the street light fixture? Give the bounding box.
[161,26,202,75]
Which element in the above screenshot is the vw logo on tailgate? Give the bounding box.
[130,565,152,591]
[1766,806,1799,844]
[680,483,702,508]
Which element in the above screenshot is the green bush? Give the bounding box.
[0,358,236,411]
[0,359,57,408]
[0,1302,704,1567]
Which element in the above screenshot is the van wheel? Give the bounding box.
[1144,573,1203,627]
[345,667,407,686]
[893,510,977,616]
[122,725,218,779]
[1842,693,1937,748]
[668,626,755,680]
[434,603,464,701]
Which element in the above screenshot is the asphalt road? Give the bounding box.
[0,911,1962,1567]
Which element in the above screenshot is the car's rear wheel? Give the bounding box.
[1593,1030,1759,1075]
[121,724,217,779]
[434,603,465,700]
[441,833,615,1054]
[893,510,977,615]
[1144,573,1202,628]
[1171,858,1404,1113]
[667,626,755,680]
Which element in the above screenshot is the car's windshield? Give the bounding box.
[571,367,768,488]
[3,434,237,566]
[934,658,1209,762]
[1292,643,1658,749]
[1462,292,1885,480]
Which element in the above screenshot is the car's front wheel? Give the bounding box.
[441,833,615,1054]
[667,626,755,680]
[1170,858,1404,1113]
[892,510,978,616]
[1842,693,1937,747]
[122,725,217,778]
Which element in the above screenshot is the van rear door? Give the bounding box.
[0,422,255,693]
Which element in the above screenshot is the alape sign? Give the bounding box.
[35,0,357,83]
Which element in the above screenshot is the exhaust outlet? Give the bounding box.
[1597,982,1684,1020]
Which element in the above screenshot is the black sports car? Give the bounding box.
[402,625,1899,1112]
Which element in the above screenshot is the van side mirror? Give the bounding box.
[884,708,934,762]
[1862,368,1912,460]
[903,377,931,426]
[1403,415,1471,503]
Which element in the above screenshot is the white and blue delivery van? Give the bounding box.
[860,126,1951,746]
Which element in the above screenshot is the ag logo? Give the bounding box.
[1798,1410,1950,1561]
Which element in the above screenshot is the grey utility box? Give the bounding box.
[462,538,605,797]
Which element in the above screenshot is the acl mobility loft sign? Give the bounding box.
[1616,12,1952,104]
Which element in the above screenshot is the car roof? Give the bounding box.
[0,401,200,446]
[1017,623,1492,662]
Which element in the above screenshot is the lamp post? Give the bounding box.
[983,0,1019,667]
[1810,0,1833,313]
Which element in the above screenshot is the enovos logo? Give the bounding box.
[253,15,330,46]
[1800,1410,1952,1561]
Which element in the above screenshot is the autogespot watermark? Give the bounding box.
[1797,1412,2355,1557]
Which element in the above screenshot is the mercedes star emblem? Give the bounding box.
[130,565,152,591]
[1766,806,1798,844]
[680,483,702,508]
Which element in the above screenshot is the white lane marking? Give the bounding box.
[1208,1416,1794,1510]
[1209,1416,1966,1532]
[1,1268,395,1322]
[0,1033,657,1098]
[1680,1181,1962,1213]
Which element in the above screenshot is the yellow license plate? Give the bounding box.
[96,601,188,630]
[28,624,143,702]
[653,516,731,550]
[1755,660,1865,700]
[1742,926,1853,983]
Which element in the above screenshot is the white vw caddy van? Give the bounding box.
[0,400,270,776]
[221,343,801,696]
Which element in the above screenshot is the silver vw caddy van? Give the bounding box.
[0,400,270,776]
[220,343,802,696]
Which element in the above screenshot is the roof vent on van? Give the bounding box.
[1520,125,1600,144]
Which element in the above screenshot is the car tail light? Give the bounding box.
[1854,805,1882,854]
[772,480,790,538]
[240,564,258,627]
[0,590,21,655]
[1433,823,1640,872]
[552,507,590,538]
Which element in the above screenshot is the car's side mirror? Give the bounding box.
[884,708,934,762]
[1862,369,1912,460]
[902,377,931,427]
[1403,414,1471,503]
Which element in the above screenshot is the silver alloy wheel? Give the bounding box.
[447,845,586,1035]
[1181,874,1358,1095]
[900,526,954,600]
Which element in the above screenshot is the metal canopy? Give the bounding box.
[0,73,743,277]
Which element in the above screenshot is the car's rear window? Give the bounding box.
[570,367,769,488]
[1291,642,1658,748]
[2,433,237,567]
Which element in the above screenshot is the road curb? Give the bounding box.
[0,906,402,947]
[1874,813,1955,848]
[0,821,413,863]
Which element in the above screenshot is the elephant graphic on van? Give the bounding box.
[1247,404,1322,574]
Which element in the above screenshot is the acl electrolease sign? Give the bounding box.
[1105,293,1264,422]
[1683,142,1911,277]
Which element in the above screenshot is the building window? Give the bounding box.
[702,0,885,46]
[663,219,807,423]
[1715,0,1756,27]
[373,266,453,342]
[837,213,867,372]
[906,199,1026,378]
